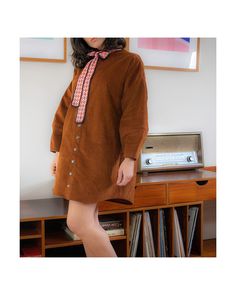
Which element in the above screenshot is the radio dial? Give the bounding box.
[146,158,153,165]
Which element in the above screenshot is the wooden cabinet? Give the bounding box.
[20,168,216,257]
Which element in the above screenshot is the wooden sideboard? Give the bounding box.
[20,168,216,257]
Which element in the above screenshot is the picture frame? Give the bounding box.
[20,37,67,63]
[126,38,200,72]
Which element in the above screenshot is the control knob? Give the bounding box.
[187,156,194,162]
[145,158,153,165]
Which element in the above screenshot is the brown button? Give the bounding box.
[76,135,80,139]
[66,184,70,188]
[73,147,77,151]
[69,172,72,176]
[71,159,75,164]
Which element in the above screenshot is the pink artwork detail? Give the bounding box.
[137,38,190,52]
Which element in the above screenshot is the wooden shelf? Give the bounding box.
[45,230,126,249]
[20,220,42,240]
[20,234,42,240]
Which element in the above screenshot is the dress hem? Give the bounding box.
[52,190,134,205]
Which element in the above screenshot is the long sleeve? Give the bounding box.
[119,54,149,161]
[50,69,77,153]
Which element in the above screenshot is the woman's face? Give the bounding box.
[83,38,106,50]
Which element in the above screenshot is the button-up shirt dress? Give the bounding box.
[50,49,149,205]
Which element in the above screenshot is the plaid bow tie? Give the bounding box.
[71,48,122,123]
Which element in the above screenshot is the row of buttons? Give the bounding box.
[66,123,82,188]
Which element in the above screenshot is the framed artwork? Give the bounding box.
[126,38,200,72]
[20,38,67,63]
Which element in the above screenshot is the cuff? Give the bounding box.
[50,130,62,153]
[123,143,142,161]
[122,130,148,161]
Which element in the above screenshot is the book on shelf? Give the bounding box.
[187,207,199,256]
[129,212,142,257]
[100,218,124,236]
[143,211,155,257]
[61,219,125,241]
[99,219,123,230]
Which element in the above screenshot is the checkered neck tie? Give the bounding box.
[71,48,122,123]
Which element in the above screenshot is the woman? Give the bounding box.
[50,38,149,257]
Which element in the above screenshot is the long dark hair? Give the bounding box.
[70,38,126,69]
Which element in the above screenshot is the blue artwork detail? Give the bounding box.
[181,38,190,43]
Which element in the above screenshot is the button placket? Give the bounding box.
[66,160,75,188]
[66,122,82,189]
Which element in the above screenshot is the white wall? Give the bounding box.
[20,38,216,197]
[146,38,216,164]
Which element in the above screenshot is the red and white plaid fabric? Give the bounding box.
[71,48,122,123]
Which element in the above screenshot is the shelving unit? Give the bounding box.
[20,168,216,257]
[20,200,206,257]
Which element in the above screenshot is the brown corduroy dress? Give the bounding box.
[50,48,149,205]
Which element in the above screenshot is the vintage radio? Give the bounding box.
[137,132,204,173]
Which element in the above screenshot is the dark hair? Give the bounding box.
[70,38,126,69]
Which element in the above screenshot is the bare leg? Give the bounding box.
[66,200,117,257]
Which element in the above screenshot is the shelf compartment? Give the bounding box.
[188,203,203,257]
[20,220,42,239]
[45,244,86,257]
[45,229,83,249]
[45,239,127,257]
[143,209,158,257]
[173,206,188,257]
[111,239,127,257]
[20,238,42,257]
[98,212,126,236]
[45,217,127,249]
[128,211,143,257]
[158,208,172,257]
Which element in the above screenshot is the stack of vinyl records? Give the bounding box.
[143,211,156,257]
[187,207,199,256]
[159,209,169,257]
[173,209,186,257]
[129,212,142,257]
